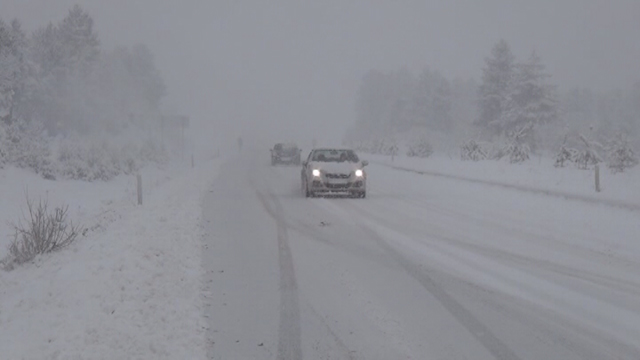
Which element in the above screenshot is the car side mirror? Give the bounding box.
[361,160,369,167]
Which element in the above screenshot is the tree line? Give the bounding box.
[1,5,169,180]
[0,5,165,136]
[348,39,640,155]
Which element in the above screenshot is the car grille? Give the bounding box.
[325,173,350,179]
[325,183,350,189]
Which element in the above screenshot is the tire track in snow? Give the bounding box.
[256,190,303,360]
[363,225,523,360]
[320,200,523,360]
[345,198,640,296]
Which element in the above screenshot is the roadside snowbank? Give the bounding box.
[368,154,640,208]
[0,156,222,359]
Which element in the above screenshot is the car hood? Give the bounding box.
[310,162,361,174]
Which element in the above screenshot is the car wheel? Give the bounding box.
[360,191,366,199]
[302,179,311,198]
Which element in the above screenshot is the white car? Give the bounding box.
[301,148,368,198]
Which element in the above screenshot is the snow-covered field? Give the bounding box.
[0,156,222,359]
[368,153,640,209]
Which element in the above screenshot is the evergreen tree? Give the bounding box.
[499,51,558,145]
[477,39,515,136]
[431,72,452,132]
[58,4,100,76]
[0,19,30,125]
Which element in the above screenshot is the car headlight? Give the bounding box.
[355,169,363,177]
[312,169,321,177]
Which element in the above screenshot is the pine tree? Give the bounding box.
[0,18,29,125]
[58,4,100,76]
[499,51,558,147]
[431,72,452,132]
[476,39,515,136]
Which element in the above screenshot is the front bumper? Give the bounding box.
[273,156,300,164]
[310,178,366,194]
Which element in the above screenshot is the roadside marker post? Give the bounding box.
[137,174,143,205]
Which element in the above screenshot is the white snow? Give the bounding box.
[202,151,640,359]
[368,153,640,208]
[0,156,222,359]
[2,148,639,359]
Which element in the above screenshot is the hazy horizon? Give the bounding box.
[3,0,639,149]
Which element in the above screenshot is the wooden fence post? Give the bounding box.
[137,174,143,205]
[595,165,601,192]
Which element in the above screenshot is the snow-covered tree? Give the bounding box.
[58,4,99,76]
[502,125,532,163]
[607,133,638,173]
[25,5,100,134]
[498,52,558,149]
[554,134,577,168]
[460,140,487,161]
[0,19,31,125]
[406,137,433,158]
[93,44,165,134]
[476,39,515,136]
[430,71,453,132]
[574,134,603,170]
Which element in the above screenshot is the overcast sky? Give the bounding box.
[2,0,639,147]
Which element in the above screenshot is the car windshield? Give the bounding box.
[281,147,298,156]
[312,149,359,163]
[275,143,298,155]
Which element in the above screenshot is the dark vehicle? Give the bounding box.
[301,148,368,198]
[271,143,302,165]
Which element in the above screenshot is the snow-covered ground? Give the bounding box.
[368,153,640,209]
[0,155,222,359]
[2,148,639,359]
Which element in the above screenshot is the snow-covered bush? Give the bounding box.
[406,138,433,158]
[573,134,603,170]
[606,134,638,173]
[554,145,578,168]
[460,140,487,161]
[505,142,530,163]
[3,196,82,269]
[499,125,532,164]
[350,138,398,156]
[55,135,166,181]
[379,141,399,156]
[0,119,55,179]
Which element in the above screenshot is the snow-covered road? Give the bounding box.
[202,151,640,359]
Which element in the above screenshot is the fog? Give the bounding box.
[3,0,639,152]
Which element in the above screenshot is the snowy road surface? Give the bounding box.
[202,151,640,360]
